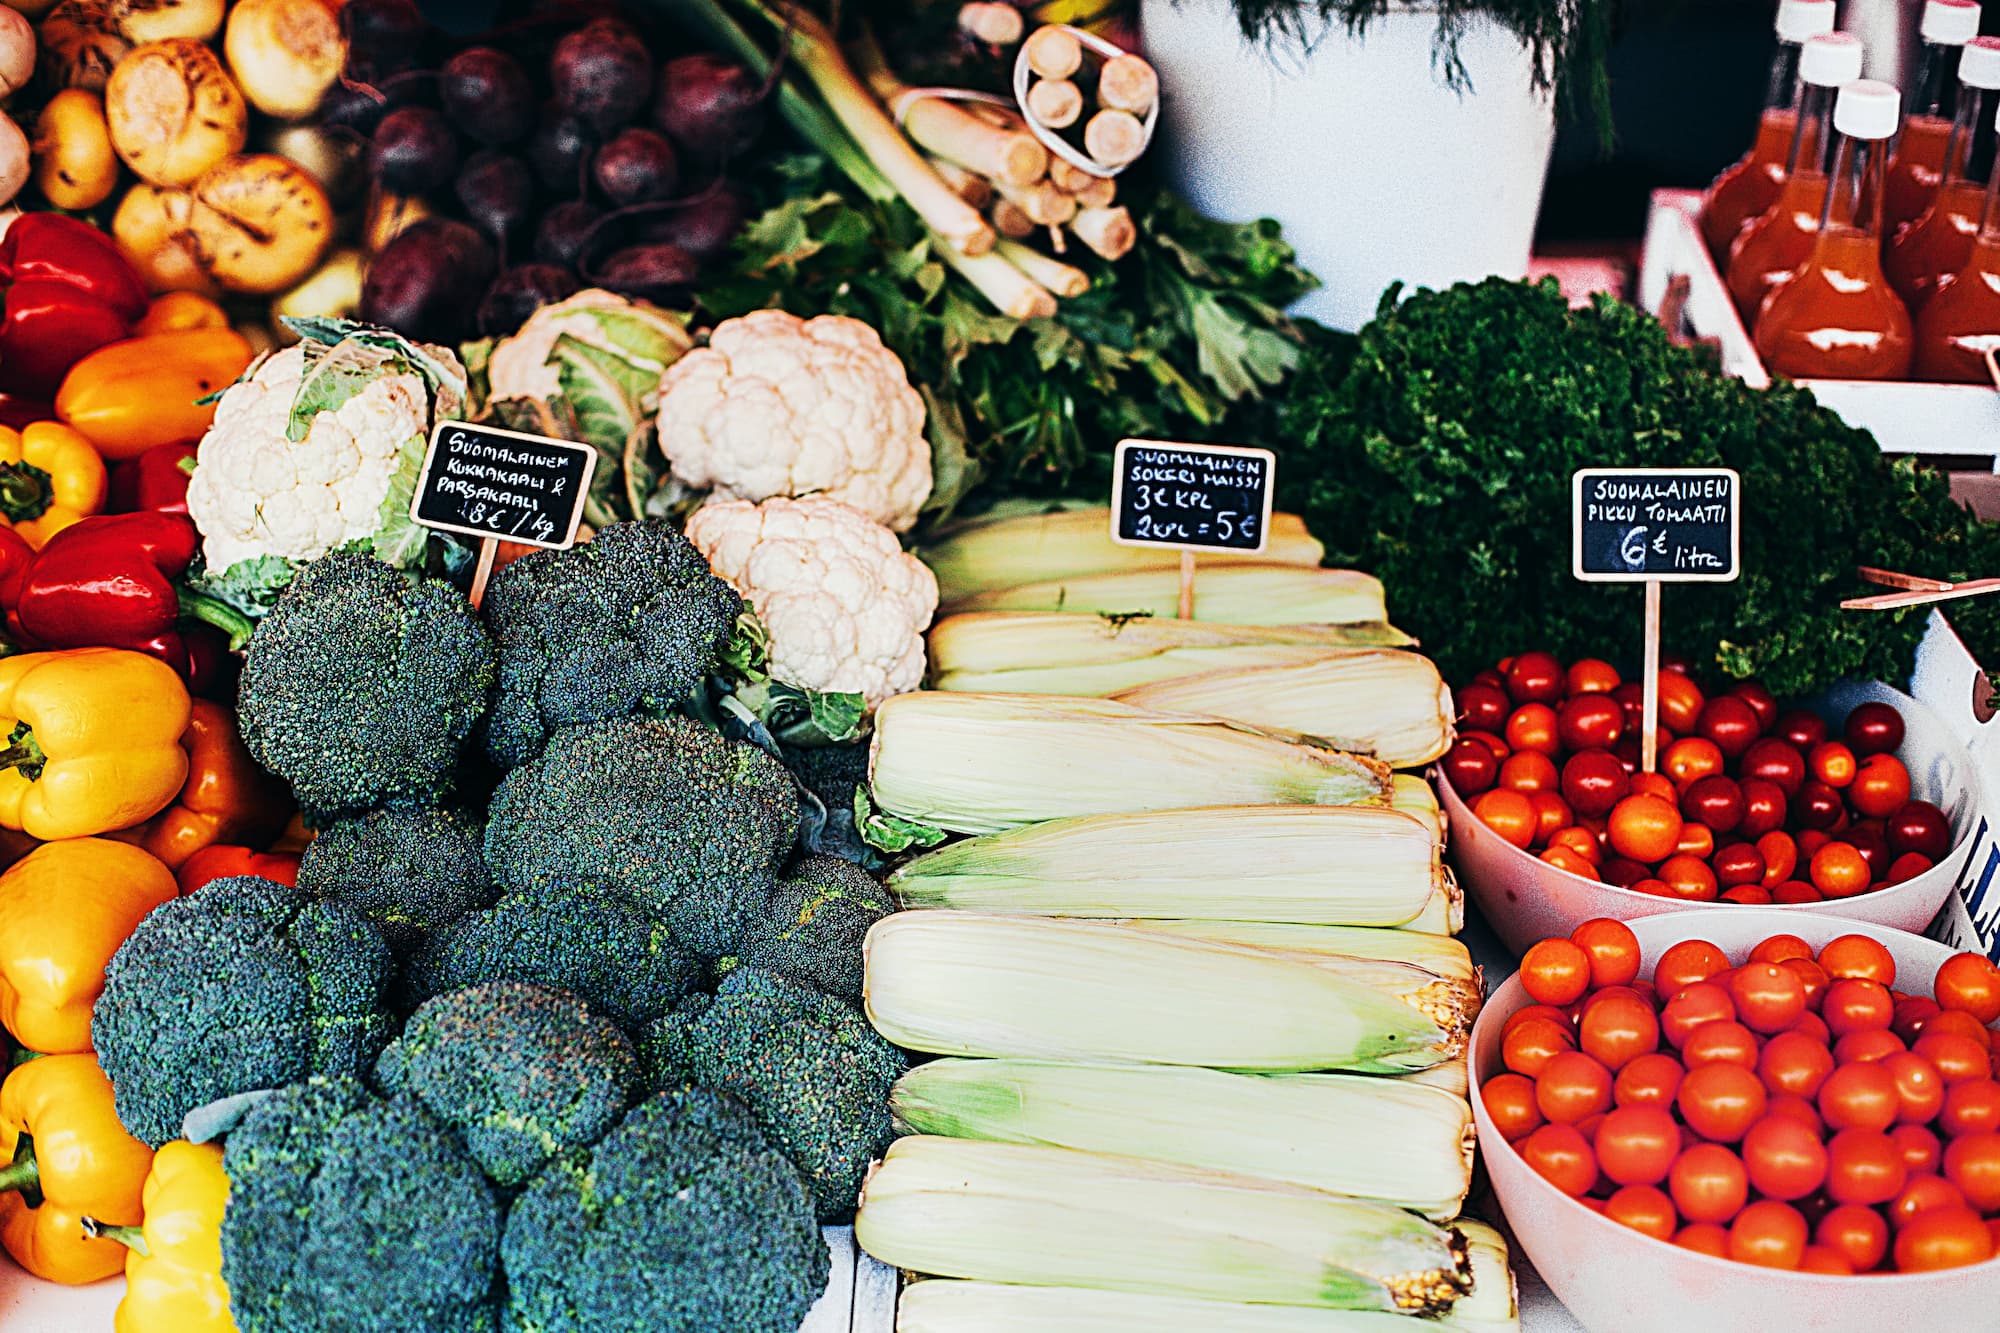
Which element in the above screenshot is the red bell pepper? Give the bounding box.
[0,217,149,397]
[107,441,196,515]
[177,844,301,897]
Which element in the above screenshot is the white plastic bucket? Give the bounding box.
[1140,0,1557,331]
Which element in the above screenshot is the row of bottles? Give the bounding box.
[1699,0,1999,384]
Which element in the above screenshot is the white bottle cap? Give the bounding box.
[1921,0,1982,46]
[1776,0,1837,44]
[1834,80,1902,139]
[1801,33,1865,88]
[1960,36,2000,91]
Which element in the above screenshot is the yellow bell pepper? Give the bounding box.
[0,1052,155,1283]
[95,1141,236,1333]
[0,648,191,840]
[53,328,256,461]
[134,292,230,336]
[0,423,108,548]
[0,838,177,1054]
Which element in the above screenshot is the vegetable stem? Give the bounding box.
[178,587,258,651]
[1068,205,1135,260]
[935,237,1058,319]
[851,32,1047,187]
[0,1139,37,1199]
[79,1217,150,1256]
[995,239,1090,297]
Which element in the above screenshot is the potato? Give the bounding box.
[186,152,331,293]
[270,247,364,340]
[32,88,118,209]
[111,180,219,294]
[258,120,363,202]
[105,37,245,186]
[111,0,224,44]
[38,0,130,92]
[0,113,24,207]
[224,0,341,120]
[0,8,33,97]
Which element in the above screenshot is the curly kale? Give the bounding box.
[238,552,495,817]
[723,855,894,1004]
[640,968,905,1221]
[93,875,396,1147]
[221,1075,500,1333]
[501,1087,828,1333]
[405,882,701,1034]
[480,520,743,768]
[483,715,799,958]
[297,806,495,955]
[374,981,638,1188]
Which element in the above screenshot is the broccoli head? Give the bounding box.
[297,805,496,955]
[501,1087,827,1333]
[93,875,396,1146]
[639,968,905,1221]
[238,551,496,818]
[483,714,799,958]
[374,981,639,1188]
[404,882,701,1034]
[722,855,894,1004]
[481,520,742,769]
[221,1075,500,1333]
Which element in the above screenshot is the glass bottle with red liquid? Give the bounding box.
[1756,81,1915,381]
[1886,37,2000,311]
[1883,0,1984,235]
[1726,32,1865,326]
[1915,99,2000,383]
[1700,0,1839,262]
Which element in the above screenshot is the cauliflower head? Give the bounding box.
[657,311,932,533]
[188,322,466,580]
[686,496,938,709]
[486,290,692,406]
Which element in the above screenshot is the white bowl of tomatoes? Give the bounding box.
[1437,653,1979,957]
[1473,910,2000,1333]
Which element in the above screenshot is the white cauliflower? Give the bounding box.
[486,289,691,406]
[686,495,939,709]
[187,322,466,582]
[657,310,932,533]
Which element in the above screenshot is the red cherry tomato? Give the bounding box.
[1850,754,1913,820]
[1887,801,1952,862]
[1442,738,1500,796]
[1712,842,1766,889]
[1566,658,1621,695]
[1505,703,1560,757]
[1844,701,1907,758]
[1558,694,1626,752]
[1728,681,1778,731]
[1696,695,1762,761]
[1457,683,1511,732]
[1738,778,1788,838]
[1560,749,1631,819]
[1505,651,1565,705]
[1656,671,1706,736]
[1777,710,1829,752]
[1740,738,1807,798]
[1679,775,1744,836]
[1794,781,1846,831]
[1935,953,2000,1025]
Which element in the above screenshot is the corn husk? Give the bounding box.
[928,612,1415,694]
[1135,921,1476,982]
[865,911,1455,1073]
[855,1136,1473,1314]
[896,1280,1510,1332]
[869,693,1392,834]
[1454,1220,1520,1331]
[1115,650,1455,769]
[887,805,1441,927]
[890,1059,1475,1218]
[946,563,1388,625]
[1389,775,1444,840]
[922,504,1324,603]
[1404,1053,1471,1100]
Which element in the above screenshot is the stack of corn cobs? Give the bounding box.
[855,506,1520,1331]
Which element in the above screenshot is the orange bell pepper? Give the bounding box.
[177,843,299,896]
[0,838,177,1054]
[53,328,256,461]
[0,1052,154,1283]
[0,422,107,548]
[141,698,292,872]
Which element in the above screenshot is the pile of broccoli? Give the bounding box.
[298,806,495,956]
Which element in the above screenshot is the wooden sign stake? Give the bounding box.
[1640,578,1662,774]
[468,536,499,610]
[1178,550,1196,619]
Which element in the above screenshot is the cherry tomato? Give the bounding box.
[1503,1004,1573,1037]
[1675,1222,1731,1257]
[1548,826,1606,866]
[1656,941,1730,999]
[1728,681,1778,731]
[1563,918,1639,988]
[1601,857,1652,889]
[1472,789,1536,849]
[1580,991,1660,1072]
[1833,1029,1907,1064]
[1913,1031,1992,1085]
[1942,1130,2000,1210]
[1610,681,1646,733]
[1815,1203,1890,1271]
[1742,1114,1829,1201]
[1782,958,1830,1012]
[1502,1016,1576,1079]
[1887,801,1953,861]
[1724,963,1804,1035]
[1771,880,1824,904]
[1505,651,1565,705]
[1605,1183,1678,1240]
[1557,694,1624,752]
[1559,749,1629,819]
[1536,1050,1615,1124]
[1893,1123,1944,1174]
[1662,983,1736,1049]
[1798,1246,1856,1275]
[1663,737,1726,789]
[1520,938,1593,1006]
[1457,683,1511,732]
[1465,731,1511,761]
[1894,1206,1993,1272]
[1882,1051,1948,1126]
[1849,754,1912,820]
[1750,934,1813,965]
[1481,1071,1544,1142]
[1820,936,1896,986]
[1656,671,1706,735]
[1893,995,1945,1043]
[1739,778,1789,839]
[1890,1174,1968,1231]
[1888,852,1935,884]
[1818,1061,1901,1133]
[1778,709,1830,751]
[1794,781,1846,832]
[1696,696,1762,761]
[1746,740,1810,801]
[1721,884,1772,905]
[1674,775,1741,838]
[1921,1009,1991,1047]
[1501,749,1561,795]
[1519,1122,1597,1196]
[1615,1052,1686,1109]
[1629,771,1676,802]
[1529,791,1573,843]
[1844,701,1906,758]
[1809,741,1858,789]
[1758,1030,1835,1097]
[1567,658,1621,695]
[1810,842,1874,900]
[1825,1127,1908,1206]
[1823,978,1896,1039]
[1606,794,1681,864]
[1935,953,2000,1025]
[1505,703,1560,757]
[1678,1062,1767,1143]
[1842,823,1890,877]
[1728,1199,1808,1269]
[1594,1104,1680,1186]
[1683,1020,1760,1070]
[1657,854,1718,903]
[1669,1143,1749,1224]
[1942,1079,2000,1138]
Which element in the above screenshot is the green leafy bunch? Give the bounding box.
[1277,278,2000,696]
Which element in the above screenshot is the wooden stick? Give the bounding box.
[1178,550,1196,619]
[1024,25,1081,79]
[937,239,1059,319]
[1084,108,1146,166]
[958,1,1023,45]
[989,198,1036,238]
[927,155,993,208]
[1026,77,1083,129]
[470,536,499,609]
[1641,579,1661,774]
[1067,204,1134,260]
[854,34,1048,186]
[995,238,1090,297]
[993,176,1076,226]
[1097,54,1158,113]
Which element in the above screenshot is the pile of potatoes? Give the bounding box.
[12,0,354,300]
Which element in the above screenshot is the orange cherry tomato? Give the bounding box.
[1481,1071,1545,1142]
[1833,1028,1907,1064]
[1657,854,1718,903]
[1503,1004,1574,1036]
[1934,953,2000,1025]
[1912,1030,1992,1085]
[1809,740,1858,789]
[1893,1123,1943,1174]
[1725,963,1806,1035]
[1920,1008,1991,1047]
[1782,958,1830,1012]
[1540,845,1600,879]
[1757,831,1799,885]
[1605,1183,1677,1241]
[1661,981,1736,1047]
[1750,934,1815,965]
[1500,749,1560,795]
[1503,1016,1577,1079]
[1758,1030,1835,1098]
[1819,1061,1901,1133]
[1809,842,1873,899]
[1889,1174,1967,1231]
[1820,935,1897,986]
[1815,1202,1889,1271]
[1849,753,1912,819]
[1567,658,1622,695]
[1679,1062,1768,1142]
[1528,791,1573,843]
[1662,736,1726,788]
[1825,1127,1908,1206]
[1656,670,1706,735]
[1893,1206,1994,1272]
[1721,884,1773,905]
[1505,703,1560,756]
[1606,794,1682,864]
[1580,990,1660,1071]
[1669,1143,1748,1224]
[1629,771,1677,802]
[1941,1078,2000,1138]
[1595,1104,1680,1186]
[1656,939,1731,1000]
[1535,1049,1615,1124]
[1942,1130,2000,1211]
[1569,918,1642,987]
[1675,1222,1730,1257]
[1520,938,1594,1006]
[1549,826,1605,867]
[1615,1052,1686,1109]
[1472,788,1537,849]
[1742,1113,1829,1201]
[1883,1052,1946,1125]
[1728,1200,1808,1269]
[1798,1246,1856,1275]
[1673,822,1716,860]
[1682,1020,1760,1070]
[1519,1122,1597,1196]
[1824,978,1895,1038]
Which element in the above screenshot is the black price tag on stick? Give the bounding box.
[410,421,597,552]
[1109,439,1275,553]
[1573,468,1741,583]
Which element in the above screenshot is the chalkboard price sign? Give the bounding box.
[1109,439,1275,553]
[1573,468,1741,584]
[410,421,597,551]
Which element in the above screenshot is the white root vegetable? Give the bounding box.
[994,238,1089,297]
[32,87,117,209]
[1023,25,1080,79]
[105,37,246,185]
[1066,172,1115,208]
[112,182,216,293]
[988,197,1034,239]
[38,0,129,91]
[993,176,1075,227]
[938,239,1056,319]
[854,38,1045,187]
[259,120,364,201]
[186,153,332,293]
[1025,77,1081,128]
[926,154,992,209]
[0,112,28,207]
[1097,54,1158,113]
[110,0,223,44]
[224,0,343,120]
[270,246,363,335]
[1067,204,1134,260]
[0,7,34,96]
[957,2,1022,45]
[1083,108,1145,166]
